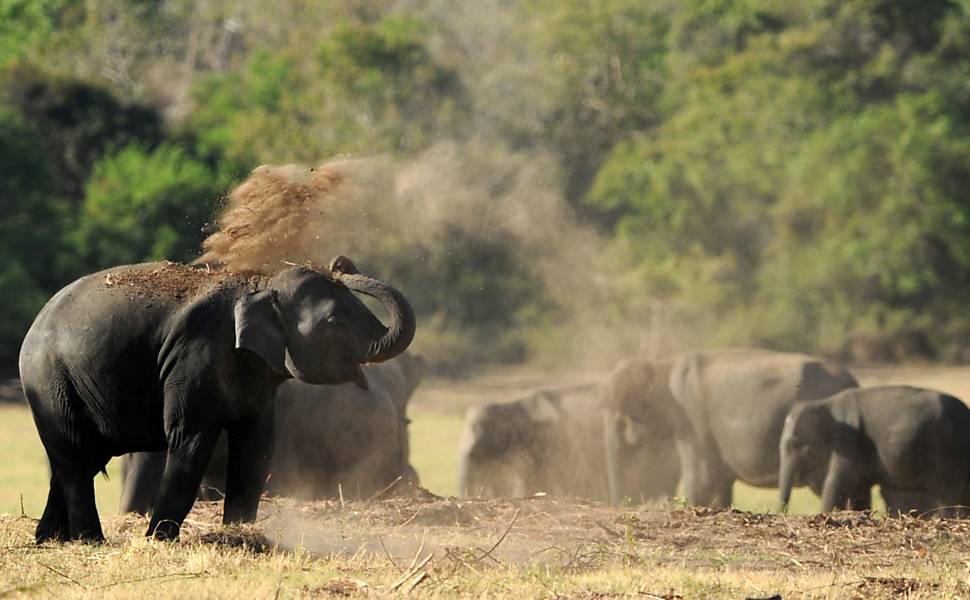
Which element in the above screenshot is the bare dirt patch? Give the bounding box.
[183,493,970,581]
[114,493,968,598]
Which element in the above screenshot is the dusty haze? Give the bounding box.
[196,144,688,373]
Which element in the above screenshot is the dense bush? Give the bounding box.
[75,143,228,270]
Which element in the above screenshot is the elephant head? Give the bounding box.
[235,256,416,388]
[458,393,560,497]
[778,402,836,509]
[601,359,680,505]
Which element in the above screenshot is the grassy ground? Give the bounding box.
[2,496,968,599]
[2,364,969,598]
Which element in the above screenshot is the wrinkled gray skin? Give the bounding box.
[670,348,858,507]
[458,384,606,500]
[780,386,970,516]
[20,256,414,542]
[119,353,426,512]
[600,359,682,505]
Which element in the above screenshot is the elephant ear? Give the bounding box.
[525,391,561,423]
[830,394,862,451]
[234,291,287,375]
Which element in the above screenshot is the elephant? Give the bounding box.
[780,386,970,516]
[458,383,606,500]
[19,256,414,542]
[270,351,426,499]
[669,348,858,507]
[118,352,426,513]
[600,358,681,505]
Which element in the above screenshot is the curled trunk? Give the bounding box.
[329,256,416,363]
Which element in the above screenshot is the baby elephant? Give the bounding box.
[779,386,970,516]
[458,384,606,500]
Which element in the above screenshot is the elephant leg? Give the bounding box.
[676,438,733,507]
[846,485,871,511]
[820,454,868,512]
[656,454,682,501]
[223,409,275,524]
[882,488,928,517]
[119,452,166,515]
[35,475,69,543]
[147,430,220,540]
[57,461,106,542]
[461,461,487,498]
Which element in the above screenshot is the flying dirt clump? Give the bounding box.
[196,159,378,274]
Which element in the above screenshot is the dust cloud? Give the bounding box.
[197,142,687,372]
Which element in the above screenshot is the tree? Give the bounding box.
[0,106,68,365]
[1,64,164,203]
[188,15,467,165]
[74,143,228,270]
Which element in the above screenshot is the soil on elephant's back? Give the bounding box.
[102,263,266,301]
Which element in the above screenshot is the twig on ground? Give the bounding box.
[398,508,422,528]
[595,520,621,538]
[96,572,208,590]
[379,535,403,572]
[389,553,433,591]
[404,571,430,594]
[365,476,403,502]
[479,508,520,565]
[408,534,426,571]
[38,562,86,588]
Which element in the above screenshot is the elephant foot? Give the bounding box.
[34,522,68,544]
[73,529,106,544]
[146,519,181,541]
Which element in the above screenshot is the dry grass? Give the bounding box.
[3,495,970,599]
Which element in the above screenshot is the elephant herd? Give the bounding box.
[17,256,970,544]
[459,348,970,517]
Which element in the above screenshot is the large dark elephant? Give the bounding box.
[669,348,858,507]
[119,352,426,513]
[780,386,970,516]
[458,383,606,500]
[19,256,414,541]
[600,358,681,505]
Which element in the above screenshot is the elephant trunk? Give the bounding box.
[603,412,624,505]
[329,256,416,364]
[779,452,796,511]
[458,459,472,497]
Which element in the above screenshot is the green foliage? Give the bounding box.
[75,144,227,270]
[505,0,671,203]
[0,106,67,364]
[1,64,164,203]
[589,0,970,355]
[189,15,465,165]
[0,0,66,66]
